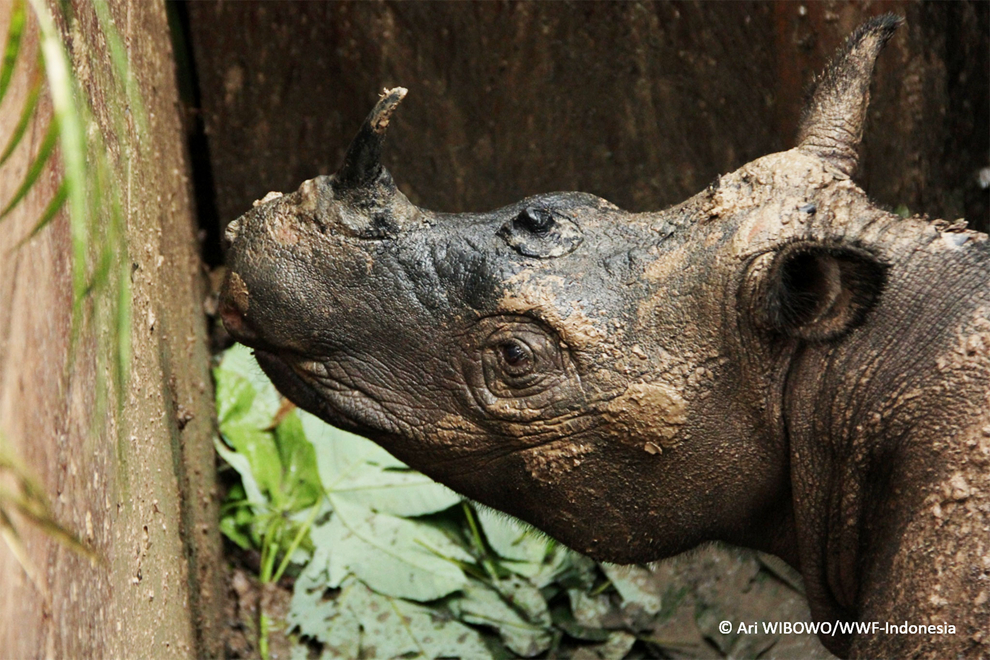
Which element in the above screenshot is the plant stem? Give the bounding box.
[259,610,270,660]
[462,502,498,581]
[271,499,322,584]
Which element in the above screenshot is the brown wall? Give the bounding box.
[185,0,988,239]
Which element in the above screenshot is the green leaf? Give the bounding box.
[521,542,574,589]
[553,552,600,592]
[214,368,256,428]
[274,411,322,509]
[214,346,323,513]
[0,118,59,220]
[214,436,266,508]
[302,410,460,517]
[567,588,615,629]
[27,0,87,309]
[315,598,361,660]
[214,343,282,427]
[571,631,637,660]
[317,496,470,602]
[219,508,255,550]
[600,563,662,616]
[219,423,283,503]
[492,575,551,627]
[476,506,549,567]
[290,571,490,659]
[357,577,491,659]
[17,178,66,246]
[288,559,361,658]
[550,602,611,642]
[0,67,42,167]
[355,581,490,659]
[0,0,25,106]
[449,578,554,657]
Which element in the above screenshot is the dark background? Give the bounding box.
[176,0,989,265]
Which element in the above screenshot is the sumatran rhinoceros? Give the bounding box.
[218,15,989,658]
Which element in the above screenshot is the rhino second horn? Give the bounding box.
[333,87,408,192]
[796,14,902,178]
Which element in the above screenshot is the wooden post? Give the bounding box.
[0,1,221,656]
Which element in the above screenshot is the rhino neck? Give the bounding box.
[781,220,989,656]
[849,406,990,658]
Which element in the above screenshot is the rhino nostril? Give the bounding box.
[218,270,259,341]
[499,203,582,259]
[218,296,258,342]
[219,303,248,338]
[515,207,555,236]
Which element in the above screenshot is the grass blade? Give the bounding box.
[0,508,48,599]
[0,0,26,106]
[0,65,42,166]
[0,117,58,221]
[10,178,67,249]
[0,439,101,566]
[27,0,88,305]
[91,0,149,141]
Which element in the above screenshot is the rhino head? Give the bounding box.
[220,15,989,658]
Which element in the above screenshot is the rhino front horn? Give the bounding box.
[333,87,408,192]
[797,14,902,177]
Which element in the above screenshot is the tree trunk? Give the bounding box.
[0,1,221,656]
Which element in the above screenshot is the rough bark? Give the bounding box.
[0,1,221,657]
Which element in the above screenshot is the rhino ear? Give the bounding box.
[797,14,902,177]
[763,242,886,342]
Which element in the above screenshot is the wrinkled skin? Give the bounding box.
[220,16,989,658]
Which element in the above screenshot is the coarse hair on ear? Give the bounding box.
[762,241,887,342]
[797,14,903,177]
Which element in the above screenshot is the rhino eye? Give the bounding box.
[481,323,562,397]
[465,316,582,420]
[499,340,533,374]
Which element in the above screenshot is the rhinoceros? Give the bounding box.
[219,15,989,658]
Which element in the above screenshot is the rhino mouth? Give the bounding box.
[254,350,326,413]
[252,349,369,435]
[253,347,427,446]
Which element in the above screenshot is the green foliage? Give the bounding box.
[215,345,321,578]
[599,564,663,618]
[290,574,491,660]
[214,344,720,659]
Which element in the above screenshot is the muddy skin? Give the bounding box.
[220,16,989,659]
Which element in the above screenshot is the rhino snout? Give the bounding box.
[218,269,260,344]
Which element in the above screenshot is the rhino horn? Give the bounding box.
[333,87,408,192]
[797,14,903,177]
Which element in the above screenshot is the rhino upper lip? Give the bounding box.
[251,348,353,428]
[253,348,410,441]
[252,348,311,395]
